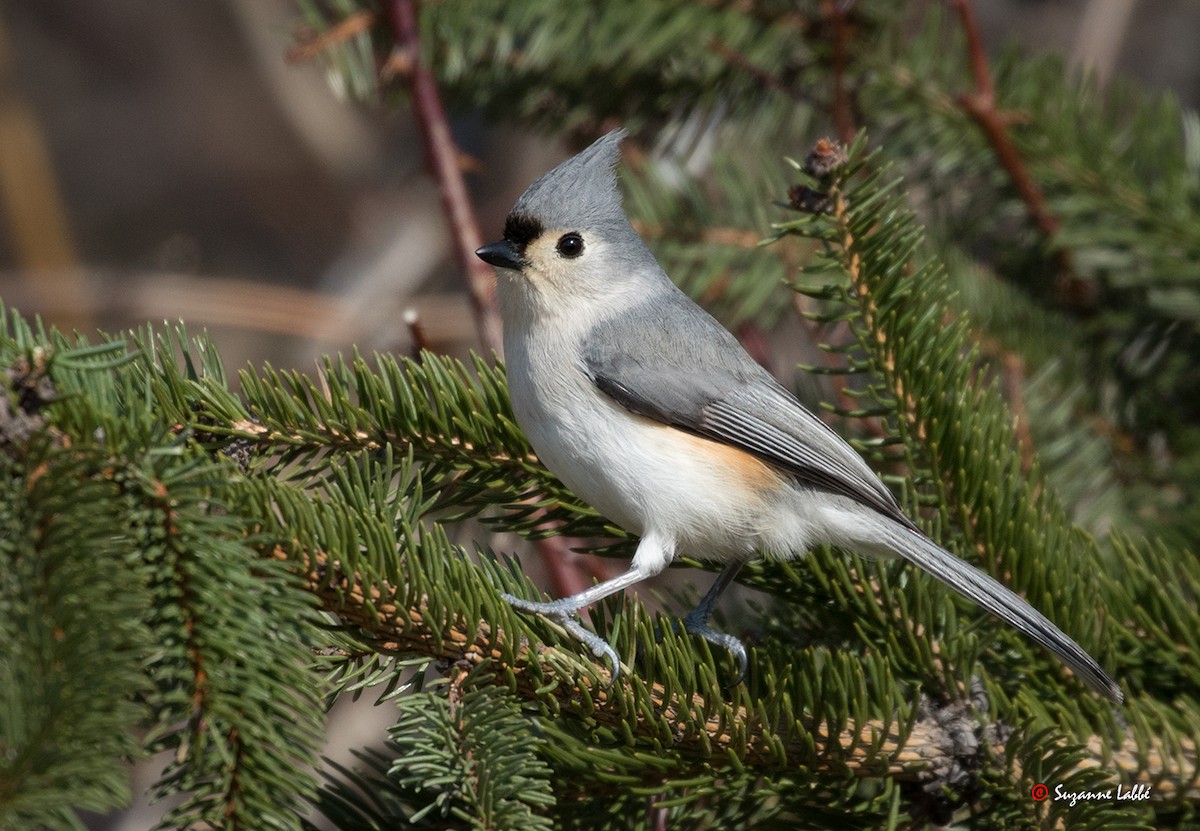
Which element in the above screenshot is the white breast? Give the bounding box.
[503,313,817,565]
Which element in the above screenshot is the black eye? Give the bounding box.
[555,233,584,258]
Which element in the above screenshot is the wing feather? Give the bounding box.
[582,292,911,527]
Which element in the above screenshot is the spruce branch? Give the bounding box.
[775,135,1200,818]
[125,458,324,829]
[0,445,146,827]
[210,352,617,546]
[284,546,1199,802]
[779,138,1114,668]
[286,547,950,782]
[293,2,592,600]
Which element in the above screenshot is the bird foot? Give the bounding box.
[501,593,622,685]
[682,609,749,684]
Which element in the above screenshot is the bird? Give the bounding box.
[474,129,1122,703]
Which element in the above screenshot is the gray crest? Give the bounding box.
[510,129,629,235]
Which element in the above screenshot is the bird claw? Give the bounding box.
[501,589,747,687]
[502,592,583,616]
[682,610,749,685]
[501,593,622,685]
[556,615,621,686]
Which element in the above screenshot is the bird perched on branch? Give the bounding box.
[476,129,1121,703]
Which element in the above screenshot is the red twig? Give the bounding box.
[954,0,994,101]
[384,1,597,599]
[948,0,1079,293]
[402,308,430,360]
[951,0,1054,236]
[819,0,857,144]
[384,0,504,354]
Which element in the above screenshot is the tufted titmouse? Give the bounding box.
[475,130,1121,702]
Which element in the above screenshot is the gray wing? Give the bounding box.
[582,291,1125,703]
[581,289,913,528]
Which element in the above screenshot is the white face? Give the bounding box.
[498,225,628,319]
[492,208,658,332]
[520,228,594,289]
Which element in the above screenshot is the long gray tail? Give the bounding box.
[884,524,1122,703]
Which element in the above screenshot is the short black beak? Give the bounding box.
[475,240,523,270]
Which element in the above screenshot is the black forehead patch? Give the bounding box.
[503,213,544,249]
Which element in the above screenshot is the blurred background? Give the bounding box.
[0,0,564,372]
[3,1,1198,827]
[3,0,1198,373]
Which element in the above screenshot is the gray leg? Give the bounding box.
[502,565,652,685]
[682,562,748,682]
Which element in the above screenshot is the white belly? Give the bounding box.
[506,336,807,562]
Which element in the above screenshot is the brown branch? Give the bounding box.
[0,269,493,347]
[952,0,994,101]
[383,0,504,355]
[228,415,605,598]
[288,546,1199,801]
[372,14,594,621]
[285,10,376,64]
[947,0,1081,298]
[951,0,1056,238]
[289,547,967,781]
[402,307,430,360]
[819,0,857,144]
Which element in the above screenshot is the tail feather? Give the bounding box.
[887,525,1122,703]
